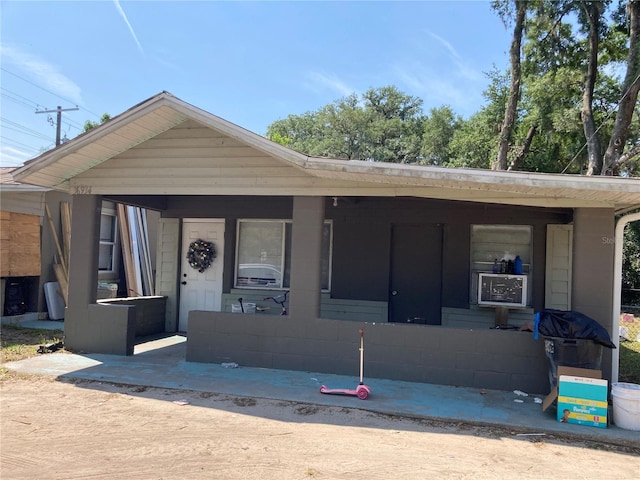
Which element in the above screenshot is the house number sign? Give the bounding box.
[73,185,92,195]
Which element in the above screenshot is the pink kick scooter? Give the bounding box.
[320,328,371,400]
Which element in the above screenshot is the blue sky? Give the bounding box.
[0,1,513,167]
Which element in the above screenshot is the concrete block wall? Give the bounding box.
[64,303,135,356]
[441,306,535,329]
[98,296,167,338]
[187,311,550,394]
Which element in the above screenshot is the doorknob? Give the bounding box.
[181,281,187,285]
[391,290,398,296]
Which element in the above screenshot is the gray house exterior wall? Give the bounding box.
[153,194,570,314]
[65,192,616,394]
[572,208,615,380]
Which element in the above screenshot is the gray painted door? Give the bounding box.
[389,224,443,324]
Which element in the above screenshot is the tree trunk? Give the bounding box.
[582,1,603,176]
[494,0,526,171]
[508,124,537,171]
[601,0,640,176]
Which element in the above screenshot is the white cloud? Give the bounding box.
[114,0,144,55]
[426,30,462,62]
[424,29,483,82]
[0,45,83,104]
[0,145,34,167]
[304,71,355,98]
[392,61,488,118]
[395,64,466,107]
[153,54,183,73]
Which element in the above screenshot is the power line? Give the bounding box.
[62,117,84,129]
[1,90,40,110]
[560,70,640,174]
[0,87,40,109]
[0,116,55,141]
[0,135,43,153]
[36,106,79,146]
[0,124,53,142]
[0,92,36,110]
[2,87,86,130]
[1,67,102,119]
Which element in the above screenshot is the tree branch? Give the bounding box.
[615,144,640,174]
[508,124,537,171]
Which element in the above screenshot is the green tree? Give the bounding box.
[494,0,640,175]
[447,68,508,169]
[420,106,462,166]
[83,113,112,132]
[267,86,425,163]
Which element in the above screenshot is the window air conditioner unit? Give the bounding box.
[478,273,527,308]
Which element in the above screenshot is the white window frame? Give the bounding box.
[98,207,118,276]
[235,219,332,291]
[470,224,533,307]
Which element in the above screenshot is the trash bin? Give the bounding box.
[535,309,615,391]
[4,278,27,316]
[543,336,603,390]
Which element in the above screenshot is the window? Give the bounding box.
[99,211,118,272]
[470,224,532,306]
[235,219,332,290]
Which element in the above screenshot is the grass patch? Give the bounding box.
[1,325,65,381]
[1,325,65,363]
[619,313,640,384]
[619,341,640,384]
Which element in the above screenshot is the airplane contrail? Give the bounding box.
[114,0,144,54]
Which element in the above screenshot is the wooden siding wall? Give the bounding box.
[75,120,374,195]
[0,211,41,277]
[0,191,45,217]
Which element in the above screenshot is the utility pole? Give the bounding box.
[36,105,79,146]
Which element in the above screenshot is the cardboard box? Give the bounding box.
[542,366,608,428]
[557,375,608,428]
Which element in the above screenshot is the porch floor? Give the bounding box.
[4,330,638,448]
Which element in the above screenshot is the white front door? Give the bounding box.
[179,219,225,332]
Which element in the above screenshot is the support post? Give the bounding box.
[289,196,325,319]
[64,194,102,350]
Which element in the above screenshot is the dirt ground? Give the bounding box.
[1,376,639,480]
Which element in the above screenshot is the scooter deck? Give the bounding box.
[320,384,370,400]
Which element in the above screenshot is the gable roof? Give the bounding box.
[0,167,49,192]
[12,92,640,211]
[13,92,308,190]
